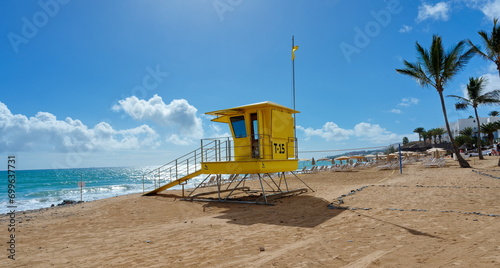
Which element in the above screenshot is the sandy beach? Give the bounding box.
[2,157,500,267]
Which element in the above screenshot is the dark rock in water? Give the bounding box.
[57,200,82,206]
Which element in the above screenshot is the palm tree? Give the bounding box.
[468,18,500,77]
[460,127,475,137]
[396,35,474,168]
[427,128,438,144]
[421,131,429,144]
[434,128,446,143]
[455,127,475,148]
[413,127,425,141]
[489,111,499,117]
[447,77,500,159]
[480,122,500,146]
[454,135,473,149]
[426,128,446,144]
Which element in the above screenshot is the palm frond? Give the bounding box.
[429,35,444,83]
[443,41,474,84]
[478,30,497,60]
[467,39,496,66]
[454,102,470,110]
[492,18,500,53]
[477,89,500,105]
[446,94,469,102]
[415,41,429,64]
[474,18,500,67]
[396,61,434,88]
[466,77,483,100]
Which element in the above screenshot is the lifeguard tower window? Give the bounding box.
[230,116,247,138]
[250,113,258,139]
[250,113,259,158]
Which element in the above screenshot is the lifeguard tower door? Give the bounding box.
[251,113,259,159]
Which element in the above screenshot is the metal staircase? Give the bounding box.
[142,138,232,195]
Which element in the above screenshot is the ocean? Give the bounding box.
[0,160,337,214]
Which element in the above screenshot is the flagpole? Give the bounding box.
[292,35,296,112]
[292,35,297,159]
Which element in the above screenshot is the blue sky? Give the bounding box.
[2,0,500,170]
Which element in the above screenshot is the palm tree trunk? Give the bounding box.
[497,65,500,166]
[474,107,484,160]
[438,91,471,168]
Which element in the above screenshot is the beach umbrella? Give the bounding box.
[335,156,349,164]
[426,148,446,153]
[349,155,366,163]
[311,157,316,166]
[365,154,376,162]
[427,148,446,158]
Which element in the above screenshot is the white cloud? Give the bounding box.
[297,121,417,145]
[399,24,413,33]
[480,0,500,20]
[207,123,231,138]
[297,122,354,141]
[460,0,500,21]
[387,97,420,114]
[460,65,500,97]
[166,134,193,146]
[353,122,418,144]
[417,2,450,22]
[482,72,500,91]
[398,97,420,107]
[113,95,204,145]
[0,102,160,153]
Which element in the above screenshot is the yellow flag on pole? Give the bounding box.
[292,46,299,60]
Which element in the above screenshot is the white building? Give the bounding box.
[442,116,500,142]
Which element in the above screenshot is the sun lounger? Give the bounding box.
[298,166,313,174]
[330,164,354,172]
[422,157,445,167]
[296,166,308,174]
[376,162,400,170]
[221,174,239,184]
[199,175,217,187]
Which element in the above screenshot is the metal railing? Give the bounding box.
[201,137,232,162]
[142,136,298,193]
[142,137,231,193]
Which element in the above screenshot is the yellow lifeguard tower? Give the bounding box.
[142,101,312,204]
